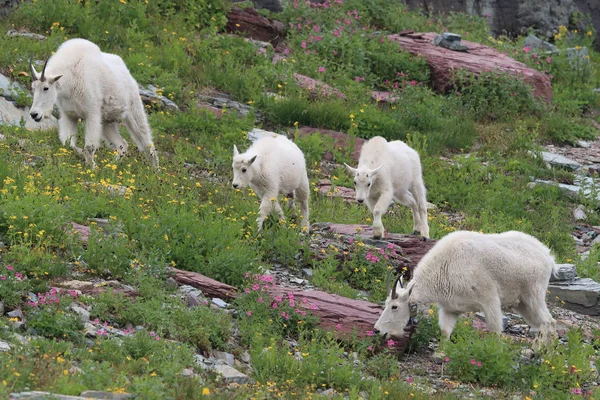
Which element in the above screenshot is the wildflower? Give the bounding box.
[470,359,476,365]
[336,323,342,329]
[247,310,252,317]
[6,265,14,271]
[203,388,211,395]
[257,297,264,303]
[546,57,552,63]
[407,376,413,383]
[572,388,583,395]
[444,357,450,363]
[477,361,482,367]
[150,331,156,337]
[252,284,260,291]
[523,46,531,53]
[367,330,374,336]
[301,40,307,49]
[318,66,325,73]
[387,339,395,347]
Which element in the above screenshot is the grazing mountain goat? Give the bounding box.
[232,134,310,231]
[374,230,558,344]
[345,136,429,239]
[29,38,159,169]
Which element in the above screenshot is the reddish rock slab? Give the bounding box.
[225,7,285,47]
[70,223,91,246]
[296,127,365,162]
[387,32,552,103]
[316,179,356,202]
[197,103,225,119]
[324,223,436,273]
[169,267,238,299]
[293,73,345,99]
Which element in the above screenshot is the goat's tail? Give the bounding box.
[548,253,559,280]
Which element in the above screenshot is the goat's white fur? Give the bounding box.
[345,136,429,238]
[374,230,558,343]
[231,134,309,231]
[29,38,159,168]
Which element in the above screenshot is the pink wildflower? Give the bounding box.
[257,297,264,303]
[0,276,5,281]
[318,66,325,73]
[247,310,252,317]
[523,46,531,53]
[301,40,307,49]
[572,388,583,395]
[367,345,373,351]
[6,265,14,271]
[272,303,278,309]
[470,359,476,365]
[245,288,250,294]
[387,339,395,347]
[367,331,374,336]
[444,357,450,363]
[336,323,342,330]
[155,336,160,341]
[387,243,394,249]
[281,311,289,320]
[275,296,282,302]
[546,57,552,63]
[477,361,482,367]
[252,284,260,291]
[150,331,156,337]
[407,376,414,383]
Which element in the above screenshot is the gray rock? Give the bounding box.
[523,34,559,53]
[212,298,228,308]
[247,128,278,143]
[197,93,260,121]
[533,178,600,205]
[213,364,249,384]
[302,268,313,278]
[240,351,251,363]
[84,323,98,337]
[79,391,134,399]
[212,350,235,366]
[566,46,590,69]
[138,84,180,111]
[550,264,578,282]
[185,293,202,308]
[165,277,178,290]
[12,333,28,345]
[70,304,90,323]
[6,29,46,40]
[10,321,25,331]
[8,309,23,319]
[475,312,509,331]
[178,285,203,298]
[434,32,469,51]
[540,151,581,170]
[0,73,28,102]
[180,368,195,377]
[573,205,588,221]
[0,340,10,352]
[548,278,600,315]
[9,392,90,399]
[290,277,305,285]
[194,354,214,371]
[577,140,591,148]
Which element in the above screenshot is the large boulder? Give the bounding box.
[387,31,553,103]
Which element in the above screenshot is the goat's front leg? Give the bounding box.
[256,193,283,232]
[58,114,80,151]
[371,192,393,239]
[83,114,102,169]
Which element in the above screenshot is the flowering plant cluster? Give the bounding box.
[0,264,29,309]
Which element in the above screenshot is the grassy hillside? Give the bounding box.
[0,0,600,398]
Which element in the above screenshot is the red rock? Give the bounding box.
[387,32,552,103]
[70,222,91,246]
[296,127,365,162]
[225,7,285,47]
[197,103,224,119]
[169,268,238,299]
[316,179,357,202]
[293,73,345,99]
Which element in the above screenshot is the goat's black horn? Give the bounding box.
[29,57,37,80]
[40,57,49,81]
[390,276,402,299]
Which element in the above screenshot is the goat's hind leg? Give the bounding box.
[83,114,102,168]
[102,122,129,162]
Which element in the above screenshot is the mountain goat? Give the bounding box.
[345,136,429,239]
[374,230,557,343]
[29,38,159,169]
[232,133,309,231]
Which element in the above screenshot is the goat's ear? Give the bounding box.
[233,145,240,157]
[344,163,357,175]
[248,155,257,165]
[48,75,62,84]
[370,164,384,176]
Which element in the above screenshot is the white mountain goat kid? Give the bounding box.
[29,38,159,168]
[232,134,310,231]
[374,230,558,344]
[345,136,429,239]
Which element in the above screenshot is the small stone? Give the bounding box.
[0,340,10,352]
[70,305,90,323]
[213,364,249,384]
[475,312,509,331]
[212,298,228,308]
[540,151,581,171]
[165,277,178,290]
[573,205,588,221]
[8,309,23,319]
[56,280,94,291]
[194,354,213,371]
[302,268,313,278]
[212,350,235,366]
[576,140,591,148]
[240,351,251,363]
[84,323,97,337]
[550,264,578,282]
[290,277,305,285]
[185,293,202,308]
[10,321,25,331]
[507,324,529,335]
[180,368,195,377]
[79,390,134,399]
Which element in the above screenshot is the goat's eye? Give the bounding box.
[353,180,357,185]
[241,168,247,173]
[391,305,398,310]
[43,87,49,92]
[367,182,371,187]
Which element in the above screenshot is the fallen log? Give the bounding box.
[388,31,552,103]
[225,6,285,46]
[169,268,238,299]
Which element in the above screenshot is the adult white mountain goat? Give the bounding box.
[345,136,429,239]
[231,133,310,231]
[29,38,159,169]
[374,230,557,343]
